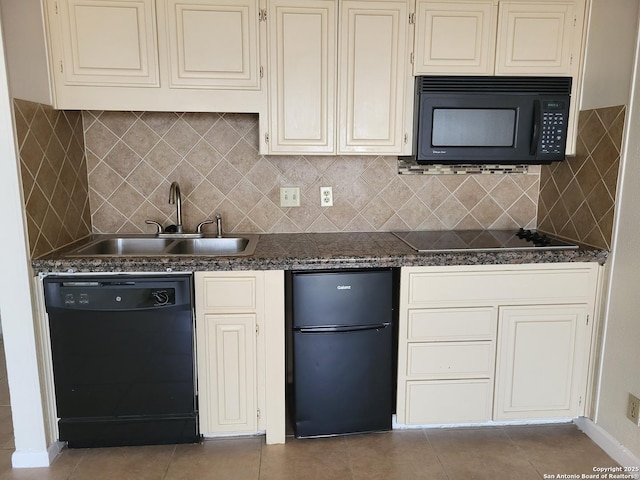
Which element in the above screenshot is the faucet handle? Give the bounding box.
[215,213,223,238]
[145,220,163,235]
[196,219,214,234]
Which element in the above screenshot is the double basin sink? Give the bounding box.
[67,235,259,257]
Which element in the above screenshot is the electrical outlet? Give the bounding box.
[280,187,300,207]
[627,393,640,425]
[320,186,333,207]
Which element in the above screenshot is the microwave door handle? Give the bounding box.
[530,100,541,156]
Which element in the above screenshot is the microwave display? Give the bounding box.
[432,108,516,147]
[412,76,572,165]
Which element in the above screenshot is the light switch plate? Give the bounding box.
[280,187,300,207]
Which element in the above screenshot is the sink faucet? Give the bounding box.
[169,181,183,233]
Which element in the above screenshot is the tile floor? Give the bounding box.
[0,339,621,480]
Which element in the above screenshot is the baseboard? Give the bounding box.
[575,417,640,468]
[10,440,64,468]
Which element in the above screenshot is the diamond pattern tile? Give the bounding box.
[14,100,90,258]
[538,105,625,249]
[83,111,542,234]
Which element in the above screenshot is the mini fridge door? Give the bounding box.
[293,325,393,437]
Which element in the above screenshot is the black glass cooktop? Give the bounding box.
[392,229,579,253]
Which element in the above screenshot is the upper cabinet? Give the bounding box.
[266,0,337,153]
[54,0,160,86]
[494,1,583,76]
[414,0,587,155]
[45,0,266,112]
[164,0,260,89]
[338,0,412,154]
[414,1,498,74]
[264,0,414,155]
[414,0,586,76]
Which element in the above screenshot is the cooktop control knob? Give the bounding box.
[517,228,551,246]
[531,232,551,246]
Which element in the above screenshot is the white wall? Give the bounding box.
[0,0,51,104]
[595,16,640,461]
[581,0,639,110]
[0,6,54,468]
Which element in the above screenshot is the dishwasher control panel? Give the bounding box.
[43,277,190,311]
[58,287,176,309]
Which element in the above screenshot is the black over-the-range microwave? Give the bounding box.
[406,76,572,165]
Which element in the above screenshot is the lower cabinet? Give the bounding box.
[404,307,497,424]
[194,271,285,442]
[494,304,589,421]
[198,312,257,434]
[396,263,601,426]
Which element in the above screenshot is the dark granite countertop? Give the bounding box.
[32,232,608,274]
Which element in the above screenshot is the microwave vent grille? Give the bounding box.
[418,76,572,95]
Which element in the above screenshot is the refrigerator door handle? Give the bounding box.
[297,323,391,333]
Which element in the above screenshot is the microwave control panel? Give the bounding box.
[538,100,568,158]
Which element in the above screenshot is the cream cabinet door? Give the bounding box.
[163,0,260,89]
[414,1,497,75]
[197,313,257,434]
[53,0,159,86]
[494,304,590,420]
[267,0,337,153]
[338,0,412,154]
[495,1,582,75]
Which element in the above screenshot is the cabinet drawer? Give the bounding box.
[407,267,596,306]
[407,342,494,378]
[201,275,257,312]
[408,308,495,341]
[406,379,492,424]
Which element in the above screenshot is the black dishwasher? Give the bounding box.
[43,274,198,448]
[288,268,397,438]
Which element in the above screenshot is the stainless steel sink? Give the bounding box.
[67,235,258,257]
[166,237,253,255]
[72,237,175,255]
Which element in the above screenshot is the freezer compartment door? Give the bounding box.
[293,325,393,437]
[291,269,393,328]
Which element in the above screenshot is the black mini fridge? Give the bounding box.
[289,269,395,438]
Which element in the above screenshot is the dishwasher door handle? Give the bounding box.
[297,323,391,333]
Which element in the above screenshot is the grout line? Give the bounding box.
[422,429,453,480]
[160,444,177,480]
[501,426,546,479]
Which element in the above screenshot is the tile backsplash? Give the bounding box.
[16,100,623,257]
[84,111,539,235]
[14,99,91,258]
[537,105,625,249]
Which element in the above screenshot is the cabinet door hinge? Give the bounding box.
[260,66,264,78]
[54,1,58,14]
[579,396,583,407]
[404,133,408,144]
[586,314,589,325]
[409,12,415,24]
[265,132,269,144]
[255,324,260,335]
[59,61,63,74]
[257,408,261,419]
[410,51,414,64]
[259,8,267,22]
[570,53,574,66]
